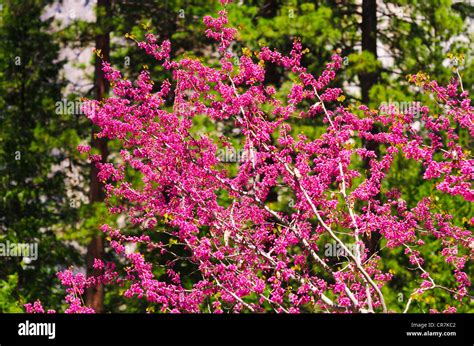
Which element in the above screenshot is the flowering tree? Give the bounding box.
[27,0,472,314]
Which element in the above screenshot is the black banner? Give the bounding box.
[0,313,472,345]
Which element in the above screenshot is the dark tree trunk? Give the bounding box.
[260,0,281,87]
[85,0,111,313]
[360,0,378,104]
[258,0,279,18]
[360,0,381,256]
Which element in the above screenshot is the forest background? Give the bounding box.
[0,0,472,313]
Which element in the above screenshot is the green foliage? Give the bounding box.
[0,0,81,309]
[0,274,23,312]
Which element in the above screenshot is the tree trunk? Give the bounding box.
[261,0,280,86]
[360,0,378,104]
[85,0,111,313]
[360,0,381,256]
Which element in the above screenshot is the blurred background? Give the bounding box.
[0,0,472,313]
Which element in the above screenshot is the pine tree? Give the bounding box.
[0,0,81,310]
